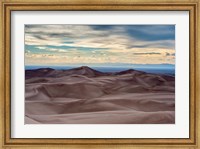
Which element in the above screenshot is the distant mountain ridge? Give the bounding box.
[25,66,174,79]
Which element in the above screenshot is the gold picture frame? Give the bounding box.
[0,0,199,148]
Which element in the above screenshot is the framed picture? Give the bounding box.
[0,0,200,148]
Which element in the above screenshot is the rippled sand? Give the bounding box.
[25,66,175,124]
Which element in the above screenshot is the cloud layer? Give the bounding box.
[25,25,175,65]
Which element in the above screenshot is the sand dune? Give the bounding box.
[25,66,175,124]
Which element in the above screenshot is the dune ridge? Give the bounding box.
[25,66,175,124]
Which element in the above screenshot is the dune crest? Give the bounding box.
[25,66,175,124]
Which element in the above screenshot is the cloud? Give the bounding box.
[25,25,175,49]
[37,46,46,50]
[133,52,161,55]
[125,25,175,41]
[25,50,31,54]
[25,25,175,65]
[165,52,175,56]
[36,47,69,53]
[25,47,175,65]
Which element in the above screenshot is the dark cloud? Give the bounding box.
[129,45,149,48]
[25,24,39,29]
[89,25,115,30]
[26,30,109,40]
[133,52,161,55]
[125,25,175,41]
[25,25,175,53]
[32,35,46,40]
[89,25,175,42]
[88,25,175,49]
[26,32,76,38]
[165,52,175,56]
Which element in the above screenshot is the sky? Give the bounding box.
[25,25,175,66]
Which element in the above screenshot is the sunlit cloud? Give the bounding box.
[25,25,175,65]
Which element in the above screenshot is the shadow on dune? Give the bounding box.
[25,66,175,124]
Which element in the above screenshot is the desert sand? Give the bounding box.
[25,66,175,124]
